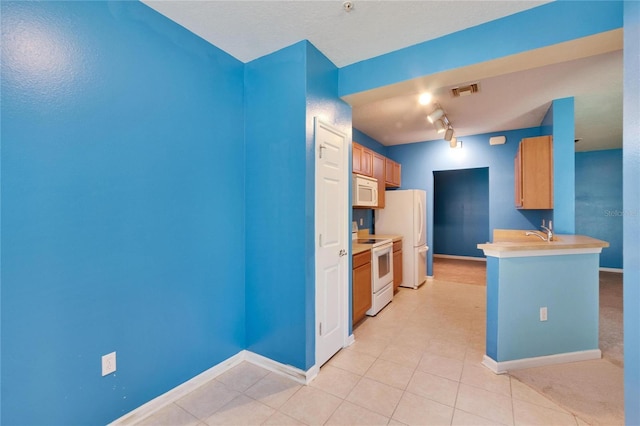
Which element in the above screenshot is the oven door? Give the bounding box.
[372,242,394,293]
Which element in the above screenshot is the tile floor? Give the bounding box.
[137,279,590,425]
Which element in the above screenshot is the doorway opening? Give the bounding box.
[433,167,489,284]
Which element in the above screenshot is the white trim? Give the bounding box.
[600,267,623,273]
[244,350,317,385]
[346,333,355,346]
[111,350,320,425]
[481,349,602,374]
[426,275,434,281]
[110,352,245,425]
[482,247,603,258]
[433,254,486,262]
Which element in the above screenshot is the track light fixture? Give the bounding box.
[427,107,444,123]
[444,127,454,141]
[434,119,446,133]
[449,136,458,148]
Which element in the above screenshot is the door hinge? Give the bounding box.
[319,322,322,336]
[319,144,326,159]
[319,234,322,246]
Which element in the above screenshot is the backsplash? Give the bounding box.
[352,209,374,233]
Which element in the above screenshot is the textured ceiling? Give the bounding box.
[142,1,623,151]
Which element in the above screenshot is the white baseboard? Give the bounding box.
[433,254,486,262]
[244,350,318,385]
[346,333,355,346]
[600,267,623,273]
[481,349,602,374]
[111,350,319,425]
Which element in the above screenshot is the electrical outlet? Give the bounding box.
[359,218,363,226]
[540,307,548,321]
[102,352,116,376]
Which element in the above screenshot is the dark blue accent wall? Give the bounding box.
[575,150,623,268]
[433,168,489,257]
[1,1,245,424]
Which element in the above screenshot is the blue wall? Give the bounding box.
[245,41,351,370]
[1,2,245,424]
[576,150,623,269]
[433,168,489,257]
[623,2,640,423]
[547,98,576,234]
[388,128,549,276]
[488,253,600,362]
[244,43,309,370]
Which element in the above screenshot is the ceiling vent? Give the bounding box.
[451,83,479,98]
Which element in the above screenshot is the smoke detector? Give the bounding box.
[451,83,480,97]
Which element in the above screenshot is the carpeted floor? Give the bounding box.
[433,256,486,286]
[433,258,625,426]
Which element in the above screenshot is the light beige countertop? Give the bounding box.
[477,229,609,255]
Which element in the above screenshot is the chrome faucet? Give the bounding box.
[525,231,547,241]
[540,219,554,241]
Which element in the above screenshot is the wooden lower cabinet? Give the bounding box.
[352,250,372,325]
[392,240,403,291]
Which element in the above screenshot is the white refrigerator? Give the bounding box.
[375,189,428,289]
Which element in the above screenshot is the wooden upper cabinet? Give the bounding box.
[352,142,373,177]
[372,153,386,209]
[515,135,553,209]
[385,158,401,188]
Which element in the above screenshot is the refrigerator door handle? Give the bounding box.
[416,196,424,244]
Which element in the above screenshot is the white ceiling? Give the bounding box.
[142,0,623,151]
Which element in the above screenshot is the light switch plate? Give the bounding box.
[540,307,548,321]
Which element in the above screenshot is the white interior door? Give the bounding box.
[315,118,348,368]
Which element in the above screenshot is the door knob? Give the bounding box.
[339,249,347,257]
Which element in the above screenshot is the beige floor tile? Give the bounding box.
[392,391,454,426]
[346,377,403,417]
[388,419,408,426]
[364,358,414,390]
[347,335,389,357]
[512,398,579,426]
[455,383,514,426]
[279,385,342,425]
[406,370,459,407]
[262,411,306,425]
[378,343,423,369]
[138,403,200,426]
[215,362,269,392]
[426,338,468,361]
[328,347,376,375]
[417,352,464,381]
[244,371,301,409]
[325,400,390,425]
[175,380,241,420]
[452,409,506,425]
[310,364,361,398]
[510,377,570,412]
[464,347,486,364]
[575,416,590,426]
[461,361,511,396]
[204,394,274,425]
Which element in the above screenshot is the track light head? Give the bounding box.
[434,119,446,133]
[444,127,454,141]
[427,108,444,124]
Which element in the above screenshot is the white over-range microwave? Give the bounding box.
[352,174,378,207]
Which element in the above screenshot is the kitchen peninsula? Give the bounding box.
[477,231,609,374]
